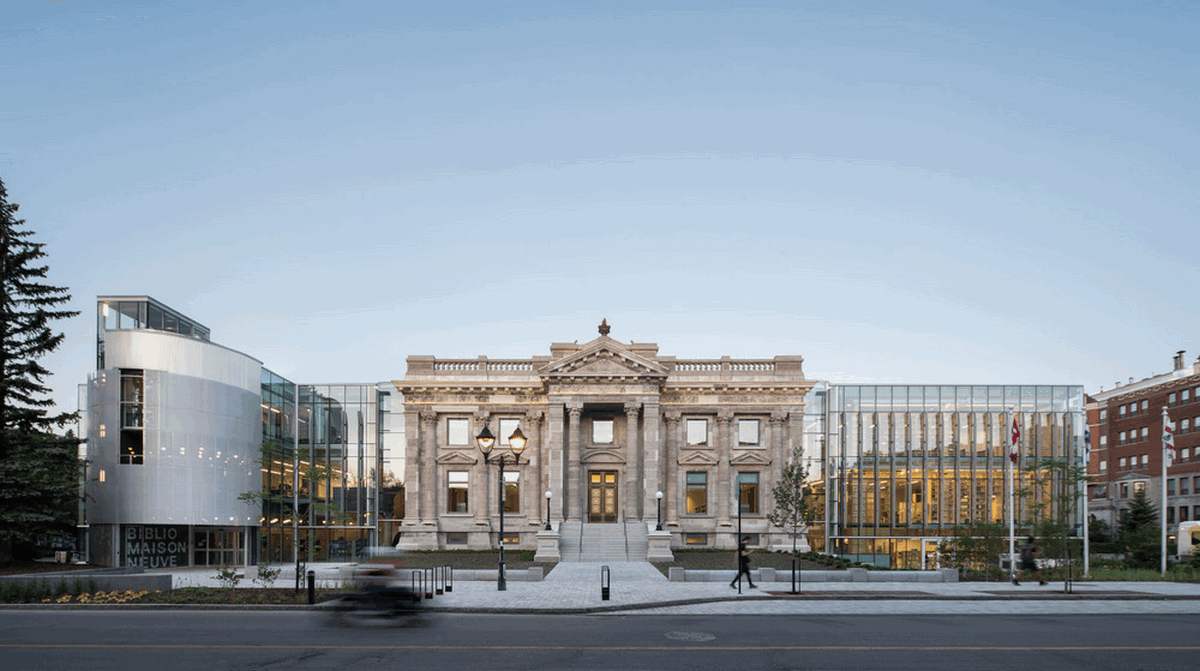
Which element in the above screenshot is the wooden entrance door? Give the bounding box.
[588,471,619,523]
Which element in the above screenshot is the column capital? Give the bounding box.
[419,409,437,427]
[473,409,490,426]
[566,403,583,419]
[717,409,734,424]
[663,410,681,425]
[769,411,788,426]
[624,401,641,417]
[524,410,544,426]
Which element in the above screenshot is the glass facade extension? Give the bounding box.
[258,373,383,563]
[826,385,1085,569]
[96,296,210,369]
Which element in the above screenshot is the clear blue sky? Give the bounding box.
[4,1,1197,416]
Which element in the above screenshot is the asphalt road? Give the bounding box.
[2,610,1197,670]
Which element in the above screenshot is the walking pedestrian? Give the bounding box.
[1013,535,1047,586]
[730,536,756,589]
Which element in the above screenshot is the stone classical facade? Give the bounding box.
[394,323,815,552]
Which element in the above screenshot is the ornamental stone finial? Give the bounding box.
[599,318,611,336]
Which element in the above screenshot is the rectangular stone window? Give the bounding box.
[499,418,521,445]
[447,471,469,513]
[447,418,469,446]
[684,533,708,546]
[445,532,468,546]
[738,472,759,514]
[686,471,708,514]
[738,419,760,446]
[686,419,708,446]
[501,532,520,545]
[592,419,614,445]
[1168,479,1176,495]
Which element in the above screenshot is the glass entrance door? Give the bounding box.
[588,471,619,523]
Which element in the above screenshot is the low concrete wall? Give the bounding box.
[667,567,958,583]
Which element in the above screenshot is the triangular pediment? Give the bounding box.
[436,450,479,466]
[581,448,626,464]
[678,450,719,466]
[730,451,771,466]
[540,336,669,380]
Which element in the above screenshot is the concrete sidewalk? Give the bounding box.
[163,562,1200,615]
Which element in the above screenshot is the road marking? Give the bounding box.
[3,644,1200,651]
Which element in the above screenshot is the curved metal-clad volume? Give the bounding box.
[86,330,262,529]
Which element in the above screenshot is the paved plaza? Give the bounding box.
[158,562,1200,616]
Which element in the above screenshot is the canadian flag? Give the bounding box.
[1010,416,1020,464]
[1163,407,1176,466]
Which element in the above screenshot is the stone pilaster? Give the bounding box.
[548,403,564,522]
[624,401,641,520]
[566,403,583,520]
[663,411,681,525]
[770,411,788,489]
[716,410,733,526]
[419,409,438,525]
[525,410,543,526]
[642,401,661,524]
[472,410,490,527]
[402,409,421,528]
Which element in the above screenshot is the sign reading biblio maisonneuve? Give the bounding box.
[123,525,189,568]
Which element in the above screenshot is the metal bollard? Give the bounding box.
[410,571,423,603]
[306,570,315,605]
[424,567,434,599]
[435,565,444,595]
[444,565,453,593]
[600,565,610,601]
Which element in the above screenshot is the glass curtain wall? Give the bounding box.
[259,378,382,564]
[827,385,1084,569]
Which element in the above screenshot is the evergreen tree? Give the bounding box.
[0,177,81,556]
[1118,488,1160,568]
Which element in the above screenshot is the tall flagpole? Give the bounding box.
[1162,406,1174,576]
[1008,408,1017,582]
[1082,423,1091,577]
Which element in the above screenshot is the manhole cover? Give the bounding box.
[665,631,716,642]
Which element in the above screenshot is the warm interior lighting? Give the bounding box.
[476,426,495,454]
[508,427,527,454]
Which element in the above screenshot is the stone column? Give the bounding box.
[402,409,422,528]
[624,401,641,521]
[663,411,681,524]
[472,410,490,527]
[525,410,543,526]
[419,410,438,525]
[642,401,661,524]
[566,403,583,521]
[716,410,733,527]
[548,403,564,522]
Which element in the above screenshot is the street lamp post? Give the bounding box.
[544,490,553,531]
[477,425,527,592]
[655,490,663,531]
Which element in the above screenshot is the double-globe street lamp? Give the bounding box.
[476,425,528,591]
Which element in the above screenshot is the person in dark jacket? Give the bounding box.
[730,536,756,589]
[1013,536,1047,586]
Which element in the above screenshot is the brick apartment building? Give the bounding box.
[1087,351,1200,542]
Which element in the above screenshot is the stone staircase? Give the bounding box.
[557,521,650,562]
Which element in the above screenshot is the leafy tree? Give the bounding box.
[767,456,816,556]
[768,453,817,592]
[0,178,80,558]
[940,521,1008,579]
[1017,457,1090,576]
